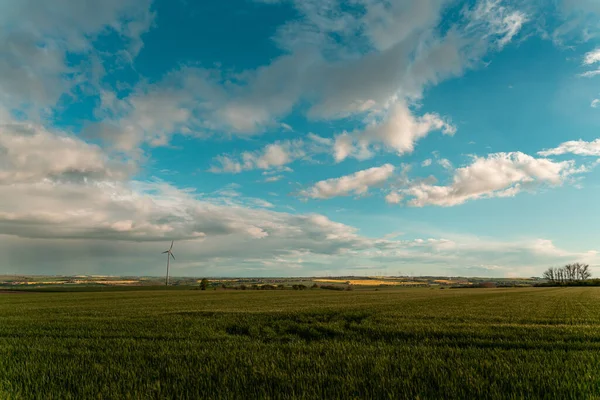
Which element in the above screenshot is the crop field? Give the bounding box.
[1,287,600,399]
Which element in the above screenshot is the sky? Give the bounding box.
[2,0,600,278]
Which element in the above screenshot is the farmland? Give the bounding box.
[1,287,600,399]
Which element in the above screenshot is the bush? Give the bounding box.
[320,285,345,291]
[200,278,209,291]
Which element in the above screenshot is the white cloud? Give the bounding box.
[209,140,306,173]
[0,112,369,252]
[421,159,433,167]
[580,48,600,78]
[592,99,600,108]
[333,133,373,162]
[89,68,220,152]
[584,48,600,65]
[385,192,403,204]
[263,175,284,183]
[307,133,333,146]
[438,158,453,170]
[281,123,294,131]
[210,133,335,173]
[0,178,381,256]
[400,152,583,207]
[465,0,529,49]
[580,69,600,78]
[333,100,455,162]
[538,138,600,157]
[301,164,395,199]
[0,118,132,184]
[0,123,369,250]
[0,0,153,115]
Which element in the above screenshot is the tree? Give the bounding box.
[200,278,209,290]
[557,268,564,284]
[564,264,573,281]
[543,268,555,283]
[577,263,592,280]
[542,263,592,285]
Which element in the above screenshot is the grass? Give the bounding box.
[1,287,600,399]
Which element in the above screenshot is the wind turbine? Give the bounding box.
[162,241,175,286]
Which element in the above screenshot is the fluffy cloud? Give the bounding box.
[385,192,403,204]
[538,139,600,157]
[0,119,132,184]
[397,152,583,207]
[0,178,372,248]
[301,164,395,199]
[0,108,373,264]
[333,100,456,162]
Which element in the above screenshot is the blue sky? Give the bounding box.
[2,0,600,278]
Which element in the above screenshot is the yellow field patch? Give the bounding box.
[314,279,427,286]
[434,279,462,284]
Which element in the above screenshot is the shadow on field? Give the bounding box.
[171,309,600,352]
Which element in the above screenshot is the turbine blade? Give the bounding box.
[162,250,169,254]
[170,253,175,260]
[169,241,174,250]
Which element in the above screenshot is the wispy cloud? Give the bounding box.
[539,139,600,157]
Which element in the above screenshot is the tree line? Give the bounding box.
[542,263,591,284]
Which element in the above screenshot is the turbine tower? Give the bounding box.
[162,241,175,286]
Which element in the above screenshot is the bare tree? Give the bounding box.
[542,263,592,284]
[579,263,592,280]
[564,264,573,281]
[543,268,555,283]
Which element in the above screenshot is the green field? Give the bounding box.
[1,287,600,399]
